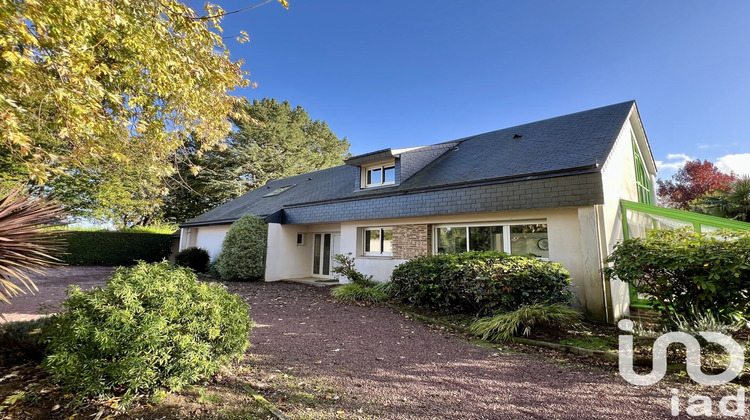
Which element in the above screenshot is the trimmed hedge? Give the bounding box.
[390,251,573,315]
[61,231,173,266]
[216,215,267,281]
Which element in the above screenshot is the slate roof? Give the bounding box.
[181,100,636,227]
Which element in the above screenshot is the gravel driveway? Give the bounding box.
[3,268,741,419]
[233,281,742,420]
[1,266,112,323]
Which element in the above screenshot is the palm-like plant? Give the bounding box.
[0,189,68,307]
[704,176,750,222]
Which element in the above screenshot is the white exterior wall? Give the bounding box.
[338,208,590,299]
[599,108,657,320]
[339,223,407,283]
[181,205,616,321]
[265,223,341,281]
[179,225,230,261]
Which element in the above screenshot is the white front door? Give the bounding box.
[312,233,339,278]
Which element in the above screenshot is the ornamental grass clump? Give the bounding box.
[469,303,581,342]
[43,262,251,399]
[332,283,390,303]
[331,253,391,303]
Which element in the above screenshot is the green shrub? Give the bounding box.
[469,303,581,342]
[0,317,53,365]
[332,253,375,286]
[174,247,211,272]
[43,262,251,398]
[390,251,573,315]
[332,283,390,303]
[216,215,267,281]
[61,231,172,266]
[604,228,750,324]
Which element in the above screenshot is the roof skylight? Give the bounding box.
[263,184,295,197]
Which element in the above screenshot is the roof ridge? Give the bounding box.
[451,100,636,143]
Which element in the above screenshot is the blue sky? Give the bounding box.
[212,0,750,179]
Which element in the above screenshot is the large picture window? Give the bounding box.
[435,222,548,259]
[363,227,393,256]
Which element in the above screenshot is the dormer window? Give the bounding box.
[362,161,396,188]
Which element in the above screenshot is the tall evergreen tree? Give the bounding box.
[163,99,351,222]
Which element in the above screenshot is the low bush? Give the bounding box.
[469,303,581,342]
[332,283,390,303]
[174,247,211,272]
[43,262,251,399]
[390,251,573,315]
[332,253,374,286]
[0,317,53,365]
[604,228,750,324]
[61,231,172,266]
[216,215,267,281]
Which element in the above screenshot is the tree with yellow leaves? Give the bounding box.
[0,0,287,188]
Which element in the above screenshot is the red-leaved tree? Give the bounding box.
[656,160,735,210]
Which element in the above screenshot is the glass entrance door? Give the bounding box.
[312,233,340,278]
[312,233,332,277]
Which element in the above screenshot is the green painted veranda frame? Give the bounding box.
[619,200,750,308]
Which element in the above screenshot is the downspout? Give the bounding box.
[594,204,611,324]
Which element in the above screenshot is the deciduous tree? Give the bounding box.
[656,160,735,210]
[0,0,262,182]
[0,0,288,225]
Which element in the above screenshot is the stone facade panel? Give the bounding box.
[392,224,432,260]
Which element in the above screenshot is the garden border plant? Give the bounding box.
[330,253,390,303]
[216,214,268,281]
[389,251,574,316]
[604,228,750,325]
[42,261,252,402]
[174,246,211,273]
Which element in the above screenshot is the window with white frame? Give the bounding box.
[362,162,396,188]
[435,222,548,259]
[363,227,393,256]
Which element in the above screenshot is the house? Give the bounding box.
[179,100,657,322]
